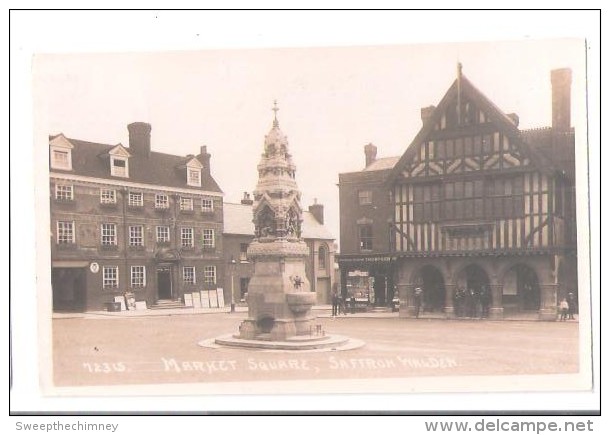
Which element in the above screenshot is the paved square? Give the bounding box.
[52,312,579,389]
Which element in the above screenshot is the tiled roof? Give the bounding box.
[49,135,222,193]
[223,202,335,241]
[363,156,400,172]
[223,203,255,235]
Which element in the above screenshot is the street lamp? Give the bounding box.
[229,255,237,313]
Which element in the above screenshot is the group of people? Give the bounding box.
[559,292,577,321]
[453,286,491,318]
[412,285,491,319]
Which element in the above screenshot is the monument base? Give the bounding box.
[205,333,365,352]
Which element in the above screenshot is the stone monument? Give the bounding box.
[238,101,317,341]
[205,103,363,351]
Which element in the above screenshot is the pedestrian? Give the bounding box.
[567,292,576,320]
[331,290,339,317]
[464,288,474,318]
[453,287,461,318]
[414,287,423,318]
[340,294,347,315]
[559,298,569,321]
[479,285,490,318]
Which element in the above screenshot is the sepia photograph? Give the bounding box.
[9,9,600,417]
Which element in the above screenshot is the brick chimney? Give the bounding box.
[364,143,377,167]
[308,198,324,224]
[198,145,211,175]
[551,68,572,132]
[421,105,435,124]
[241,192,254,205]
[127,122,152,156]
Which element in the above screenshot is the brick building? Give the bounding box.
[338,67,578,320]
[49,122,224,312]
[223,193,336,306]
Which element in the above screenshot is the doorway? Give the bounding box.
[503,264,540,311]
[52,267,87,312]
[415,265,445,312]
[157,266,173,300]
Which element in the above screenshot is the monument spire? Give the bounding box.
[272,100,280,127]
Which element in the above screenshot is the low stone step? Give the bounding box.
[149,300,185,310]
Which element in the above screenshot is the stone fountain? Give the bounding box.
[205,102,362,352]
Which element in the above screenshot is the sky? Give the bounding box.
[33,36,586,249]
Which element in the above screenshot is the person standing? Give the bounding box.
[480,285,490,318]
[567,292,576,320]
[331,290,339,317]
[559,298,569,321]
[414,287,423,318]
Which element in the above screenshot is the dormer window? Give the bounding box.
[52,150,70,169]
[188,169,201,187]
[49,134,74,170]
[183,156,204,187]
[107,144,131,178]
[111,157,128,177]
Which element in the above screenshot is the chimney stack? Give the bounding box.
[127,122,152,156]
[364,143,377,167]
[198,145,211,175]
[309,198,324,224]
[241,192,254,205]
[551,68,572,132]
[421,105,436,124]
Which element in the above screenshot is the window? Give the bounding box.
[51,150,71,170]
[100,188,116,204]
[55,184,73,201]
[485,176,524,219]
[110,157,128,177]
[103,266,119,289]
[239,243,249,262]
[56,221,74,244]
[181,228,194,248]
[156,226,170,243]
[129,225,144,246]
[188,169,201,187]
[201,198,214,212]
[412,184,442,222]
[180,197,194,211]
[131,266,146,288]
[318,246,327,269]
[128,192,143,207]
[358,190,372,205]
[204,266,216,285]
[101,223,117,246]
[359,225,373,251]
[155,194,169,209]
[183,266,196,284]
[442,180,484,221]
[202,229,215,248]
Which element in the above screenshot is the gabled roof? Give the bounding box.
[223,202,335,241]
[49,135,222,193]
[386,73,554,185]
[49,133,74,149]
[363,156,400,172]
[183,156,204,170]
[107,144,131,157]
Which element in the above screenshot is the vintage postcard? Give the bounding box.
[11,10,599,414]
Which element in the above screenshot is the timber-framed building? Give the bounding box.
[338,66,577,320]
